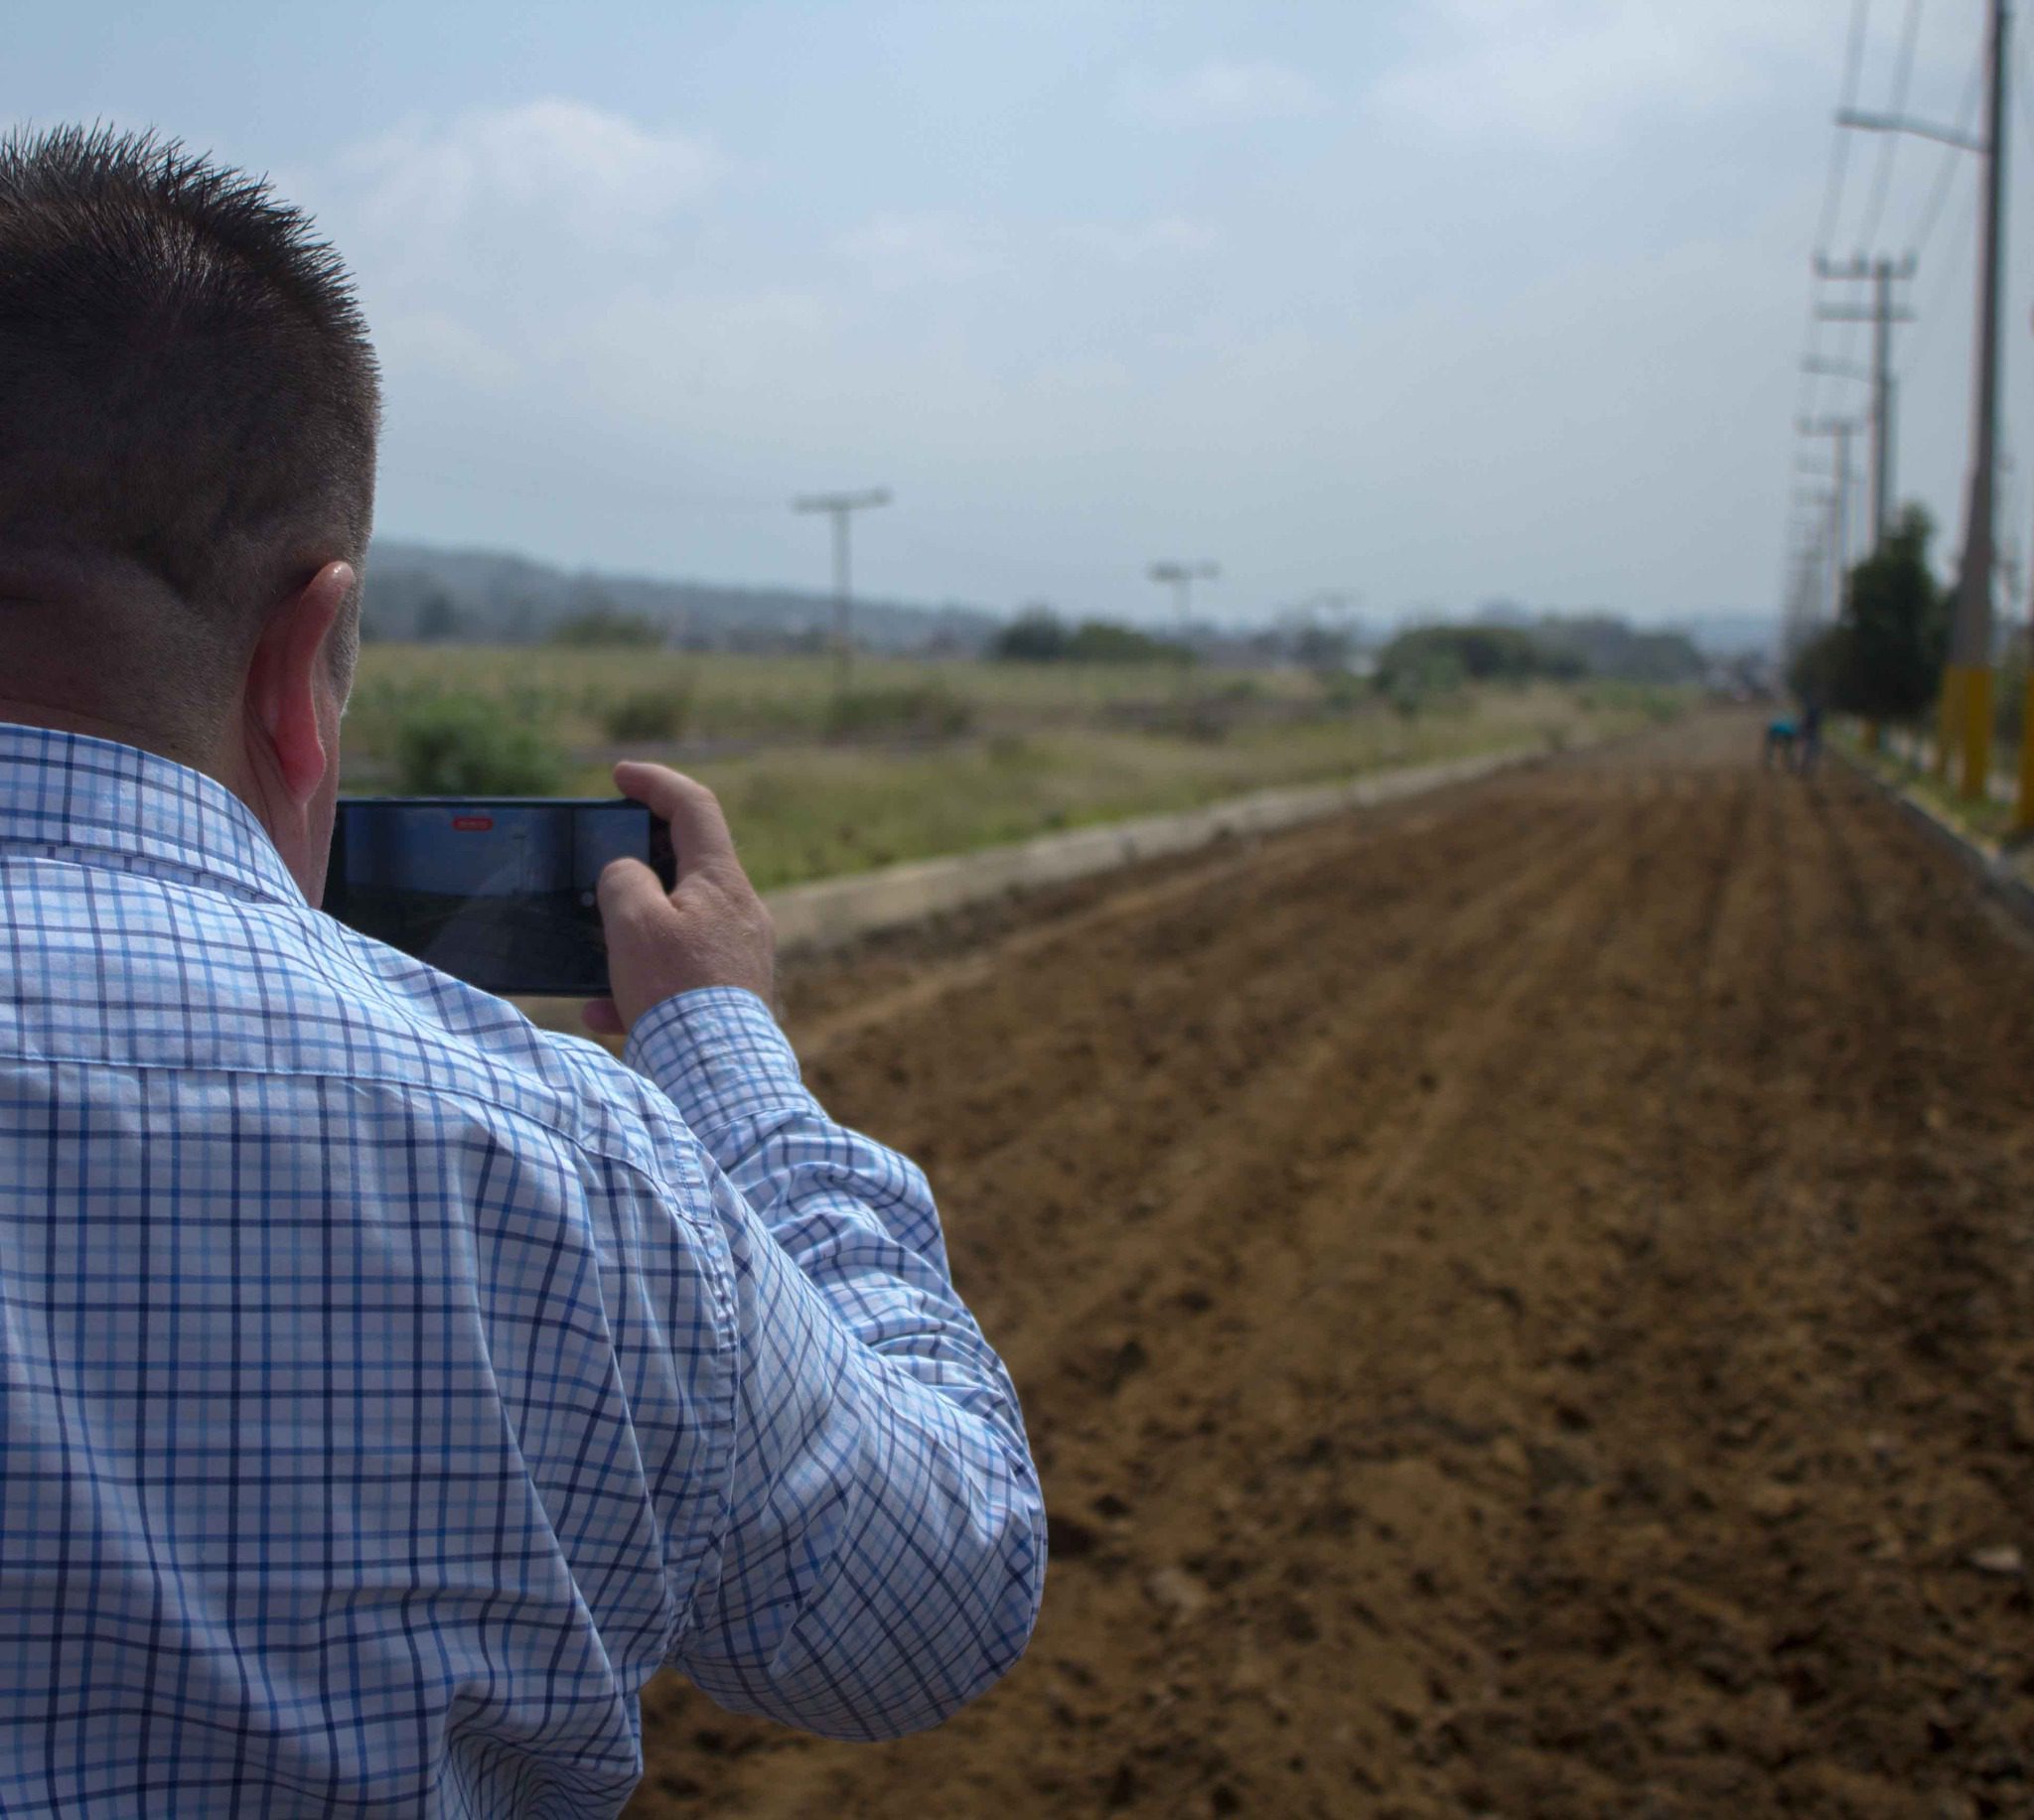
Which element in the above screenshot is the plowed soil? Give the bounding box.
[629,713,2034,1819]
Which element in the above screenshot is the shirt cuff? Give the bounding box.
[624,986,814,1141]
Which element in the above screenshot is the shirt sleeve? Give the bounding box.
[624,987,1047,1741]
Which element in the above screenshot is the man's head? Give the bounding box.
[0,124,380,899]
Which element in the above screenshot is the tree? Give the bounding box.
[1798,503,1947,720]
[993,606,1070,661]
[414,589,462,641]
[992,608,1188,664]
[1373,625,1580,693]
[1064,620,1188,663]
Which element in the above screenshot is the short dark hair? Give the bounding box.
[0,125,379,651]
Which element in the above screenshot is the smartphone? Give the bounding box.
[324,798,677,997]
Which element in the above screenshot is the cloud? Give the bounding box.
[335,99,719,252]
[298,100,730,397]
[1127,60,1327,127]
[1371,0,1829,143]
[836,211,1002,288]
[1065,216,1219,263]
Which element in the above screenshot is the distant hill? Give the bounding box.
[362,538,1003,655]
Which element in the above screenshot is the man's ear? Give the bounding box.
[245,561,356,806]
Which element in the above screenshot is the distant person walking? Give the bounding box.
[1798,699,1825,775]
[0,126,1043,1815]
[1764,714,1798,770]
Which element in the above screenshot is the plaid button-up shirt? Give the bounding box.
[0,724,1043,1816]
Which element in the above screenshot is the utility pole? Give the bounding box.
[1789,490,1838,656]
[1947,0,2010,799]
[1147,560,1220,643]
[2019,316,2034,832]
[1837,0,2007,799]
[1813,256,1915,552]
[1798,415,1862,621]
[1783,525,1831,664]
[792,489,891,695]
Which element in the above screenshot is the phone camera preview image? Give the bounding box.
[324,799,677,998]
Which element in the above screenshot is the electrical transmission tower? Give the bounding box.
[792,489,891,694]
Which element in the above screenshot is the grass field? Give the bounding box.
[348,642,1321,754]
[342,644,1686,892]
[657,686,1675,890]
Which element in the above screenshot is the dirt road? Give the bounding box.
[629,713,2034,1818]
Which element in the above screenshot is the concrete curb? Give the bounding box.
[1837,747,2034,931]
[762,743,1553,953]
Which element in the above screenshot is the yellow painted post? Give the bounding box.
[1936,671,1961,780]
[2016,669,2034,832]
[1956,665,1995,801]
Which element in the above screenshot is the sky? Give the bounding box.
[9,0,2034,630]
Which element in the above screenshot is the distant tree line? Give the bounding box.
[991,607,1192,664]
[1371,616,1706,698]
[1374,625,1585,695]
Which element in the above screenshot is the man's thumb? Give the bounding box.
[597,856,669,927]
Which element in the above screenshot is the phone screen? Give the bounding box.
[324,799,676,997]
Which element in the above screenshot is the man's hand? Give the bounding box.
[583,761,775,1036]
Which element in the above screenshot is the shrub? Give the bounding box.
[824,683,975,741]
[603,687,691,743]
[1146,695,1235,743]
[392,692,564,794]
[1319,670,1369,711]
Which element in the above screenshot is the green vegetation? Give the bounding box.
[560,683,1679,891]
[348,644,1317,756]
[991,607,1191,665]
[1373,625,1586,702]
[1842,728,2016,845]
[1791,503,1947,722]
[388,692,565,794]
[821,681,974,741]
[341,641,1686,892]
[601,687,692,743]
[548,604,665,648]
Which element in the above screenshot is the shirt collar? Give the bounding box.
[0,722,306,907]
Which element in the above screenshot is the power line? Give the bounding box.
[1897,174,1978,381]
[1816,0,1878,251]
[1801,0,1879,431]
[1907,41,1988,267]
[1856,0,1929,251]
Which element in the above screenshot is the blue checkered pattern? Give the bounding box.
[0,724,1044,1816]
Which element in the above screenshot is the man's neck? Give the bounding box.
[0,696,215,775]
